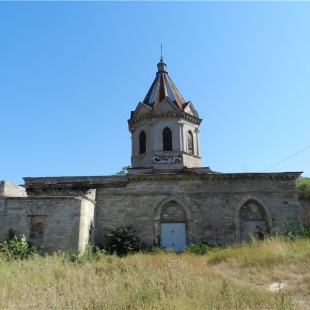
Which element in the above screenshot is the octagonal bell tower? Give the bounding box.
[128,58,202,172]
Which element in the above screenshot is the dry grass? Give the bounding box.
[0,238,310,309]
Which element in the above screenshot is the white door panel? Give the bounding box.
[161,223,186,251]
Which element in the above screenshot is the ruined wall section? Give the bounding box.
[0,181,27,197]
[94,173,301,246]
[23,176,126,197]
[0,195,95,253]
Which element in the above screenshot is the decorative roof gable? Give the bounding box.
[152,97,180,113]
[183,102,199,118]
[130,102,152,119]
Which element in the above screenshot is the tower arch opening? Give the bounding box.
[187,130,194,154]
[139,130,146,154]
[163,127,172,151]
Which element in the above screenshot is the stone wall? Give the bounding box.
[94,173,301,247]
[0,172,301,253]
[0,195,95,253]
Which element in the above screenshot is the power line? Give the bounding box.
[262,144,310,172]
[272,160,310,171]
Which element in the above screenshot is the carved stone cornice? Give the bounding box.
[22,172,302,190]
[23,176,128,190]
[128,111,202,129]
[127,172,302,182]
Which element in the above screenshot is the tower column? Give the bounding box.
[195,127,200,157]
[131,129,136,157]
[149,122,156,152]
[178,122,185,152]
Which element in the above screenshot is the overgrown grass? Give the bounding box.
[0,238,309,309]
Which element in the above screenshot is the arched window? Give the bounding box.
[139,130,146,154]
[163,127,172,151]
[187,131,194,154]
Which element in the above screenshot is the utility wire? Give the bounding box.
[272,160,310,171]
[262,144,310,172]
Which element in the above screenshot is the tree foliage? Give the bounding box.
[297,177,310,201]
[113,165,131,176]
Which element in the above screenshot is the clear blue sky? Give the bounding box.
[1,2,310,185]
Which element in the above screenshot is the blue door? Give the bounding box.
[161,223,186,251]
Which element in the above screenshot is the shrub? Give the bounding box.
[279,221,298,241]
[185,242,213,255]
[302,225,310,238]
[254,225,275,240]
[254,221,298,241]
[104,226,145,257]
[71,245,107,263]
[148,245,166,254]
[0,230,37,260]
[297,177,310,201]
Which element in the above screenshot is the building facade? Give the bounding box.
[0,59,303,253]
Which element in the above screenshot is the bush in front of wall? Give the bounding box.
[0,229,37,260]
[104,226,145,257]
[279,221,298,241]
[254,221,299,241]
[302,225,310,238]
[185,242,213,255]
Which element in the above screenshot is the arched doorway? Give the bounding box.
[154,197,192,251]
[239,200,268,241]
[160,201,186,251]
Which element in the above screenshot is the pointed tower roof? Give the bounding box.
[142,58,186,110]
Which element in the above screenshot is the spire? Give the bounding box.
[157,44,167,73]
[143,57,186,110]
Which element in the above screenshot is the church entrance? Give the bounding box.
[159,200,187,251]
[161,223,186,251]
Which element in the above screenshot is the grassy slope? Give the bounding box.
[0,238,310,309]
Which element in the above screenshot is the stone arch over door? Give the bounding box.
[235,196,273,242]
[154,197,193,248]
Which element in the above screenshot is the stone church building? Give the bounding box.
[0,58,302,253]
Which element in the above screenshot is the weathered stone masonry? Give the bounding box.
[0,180,95,253]
[0,171,303,253]
[0,58,305,253]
